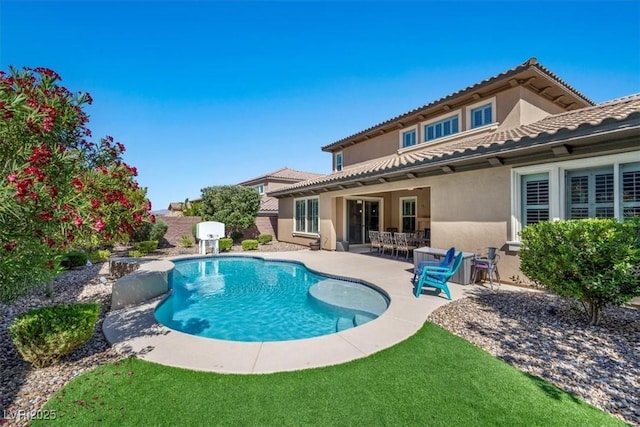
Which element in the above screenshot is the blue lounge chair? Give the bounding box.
[414,252,463,300]
[412,247,456,283]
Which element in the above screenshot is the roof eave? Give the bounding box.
[273,115,640,198]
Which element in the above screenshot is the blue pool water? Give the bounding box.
[154,257,389,342]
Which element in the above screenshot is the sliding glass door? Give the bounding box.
[346,199,380,244]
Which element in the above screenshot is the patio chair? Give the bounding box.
[394,232,417,260]
[412,246,455,283]
[380,231,396,256]
[414,251,463,300]
[471,247,501,290]
[368,230,382,254]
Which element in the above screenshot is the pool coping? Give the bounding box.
[103,250,506,374]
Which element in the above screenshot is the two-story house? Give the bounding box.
[238,167,325,237]
[269,58,640,281]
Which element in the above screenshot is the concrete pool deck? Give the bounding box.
[103,250,522,374]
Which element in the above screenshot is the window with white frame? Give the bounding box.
[521,173,549,226]
[254,184,265,195]
[466,97,496,130]
[400,127,417,148]
[622,163,640,219]
[470,103,492,128]
[512,154,640,241]
[400,197,416,232]
[424,115,459,142]
[566,167,614,219]
[294,197,319,234]
[335,152,343,172]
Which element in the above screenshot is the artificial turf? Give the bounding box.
[34,322,624,426]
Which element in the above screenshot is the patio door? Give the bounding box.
[347,199,380,244]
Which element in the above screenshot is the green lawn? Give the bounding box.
[36,323,623,426]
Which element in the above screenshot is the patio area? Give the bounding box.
[103,250,525,374]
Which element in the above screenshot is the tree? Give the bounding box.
[200,185,260,234]
[0,66,154,302]
[519,218,640,325]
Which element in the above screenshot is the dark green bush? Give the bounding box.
[60,250,88,269]
[9,302,100,368]
[88,249,110,263]
[134,240,158,255]
[258,234,273,244]
[149,219,168,241]
[241,239,259,251]
[182,200,203,217]
[519,218,640,325]
[230,231,244,242]
[131,222,153,242]
[218,238,233,252]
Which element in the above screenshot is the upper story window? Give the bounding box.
[400,126,417,148]
[254,184,265,195]
[466,97,496,130]
[335,152,343,172]
[470,103,493,128]
[423,114,459,142]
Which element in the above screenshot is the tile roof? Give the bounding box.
[238,167,324,185]
[259,196,279,213]
[271,94,640,196]
[322,58,594,152]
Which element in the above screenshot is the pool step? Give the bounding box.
[354,312,376,326]
[335,317,354,332]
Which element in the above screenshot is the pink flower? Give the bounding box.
[73,216,83,226]
[7,174,17,182]
[71,177,84,191]
[93,218,105,232]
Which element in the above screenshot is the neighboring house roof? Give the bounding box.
[322,57,594,152]
[167,202,183,211]
[259,196,279,214]
[238,167,324,186]
[270,94,640,197]
[237,167,325,214]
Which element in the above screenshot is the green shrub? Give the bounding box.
[9,302,100,368]
[128,250,143,258]
[182,200,203,216]
[131,222,153,242]
[241,239,259,251]
[180,235,193,248]
[134,240,158,255]
[218,238,233,252]
[519,218,640,325]
[258,234,273,244]
[230,231,244,242]
[192,223,199,244]
[88,249,111,263]
[149,219,168,241]
[60,250,88,269]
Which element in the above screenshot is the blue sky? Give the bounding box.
[2,1,639,212]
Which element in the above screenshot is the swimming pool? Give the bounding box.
[154,257,389,342]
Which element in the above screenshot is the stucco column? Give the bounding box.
[319,193,336,250]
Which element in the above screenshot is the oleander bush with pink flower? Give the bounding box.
[0,66,154,302]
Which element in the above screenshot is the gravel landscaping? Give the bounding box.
[1,246,638,426]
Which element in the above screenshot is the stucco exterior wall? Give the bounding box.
[428,166,520,281]
[342,131,398,166]
[499,86,568,129]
